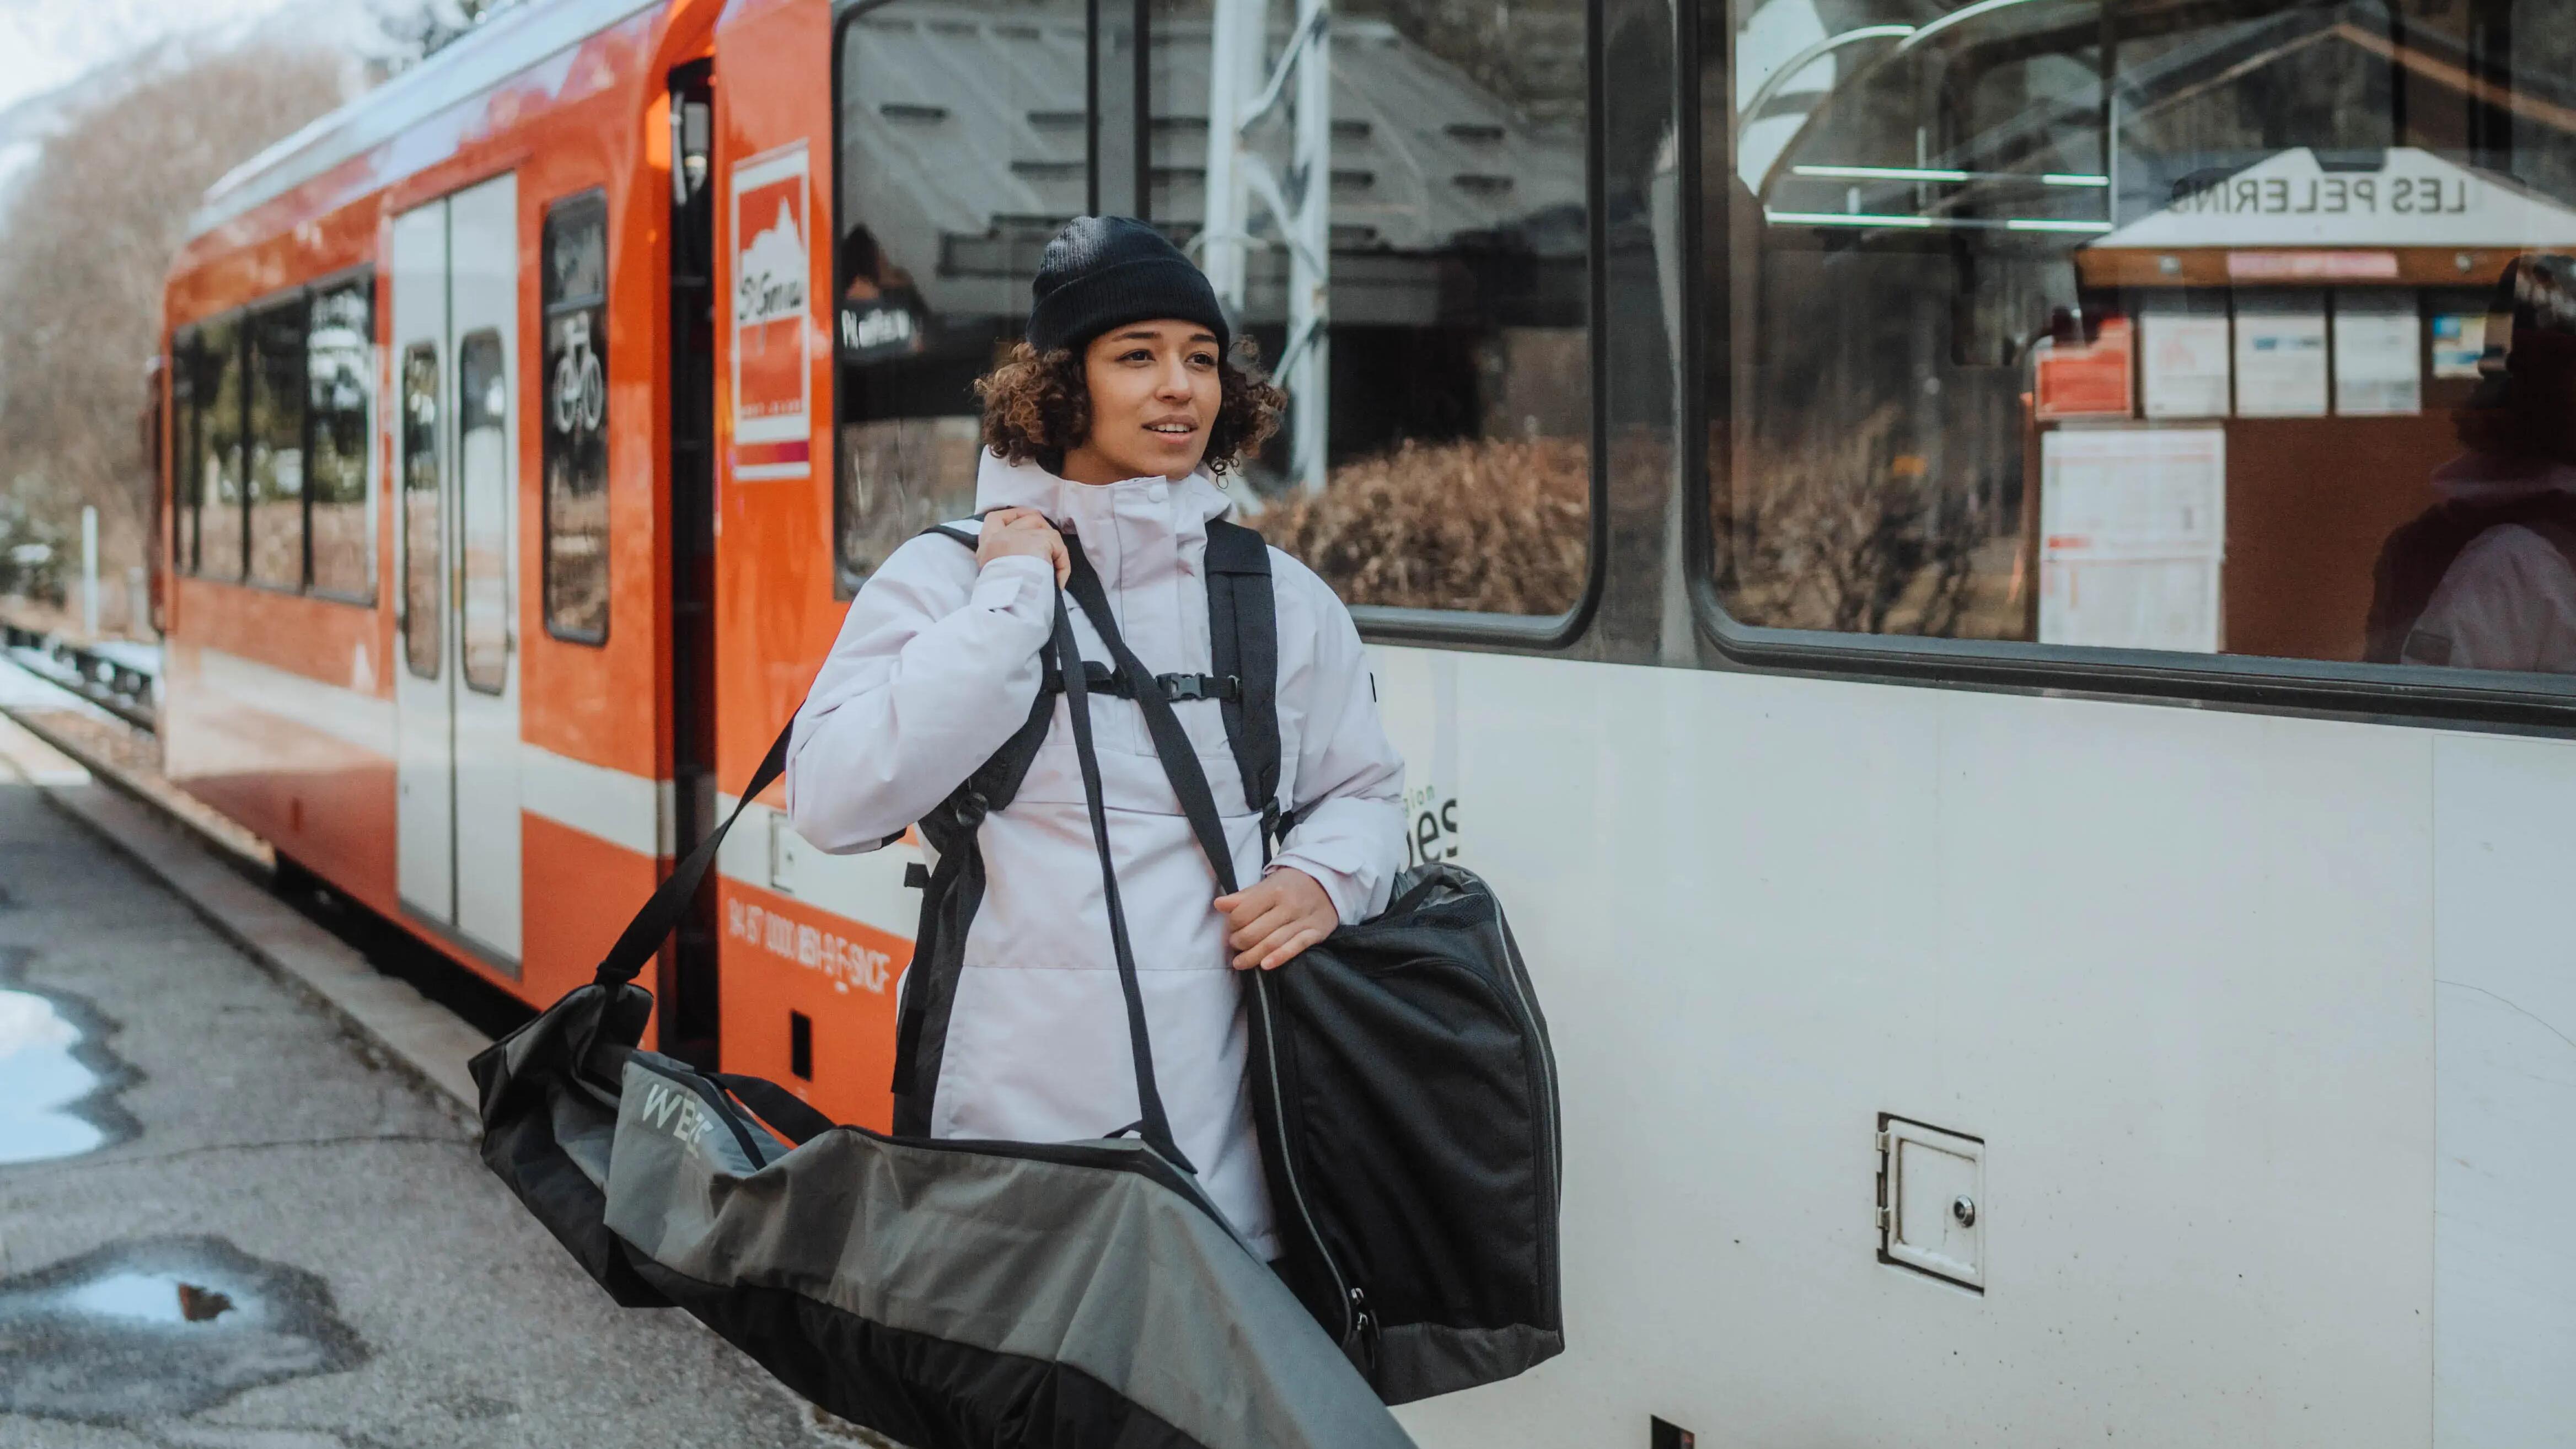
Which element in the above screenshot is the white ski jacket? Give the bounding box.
[784,450,1407,1256]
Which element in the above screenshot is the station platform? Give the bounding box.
[0,706,880,1448]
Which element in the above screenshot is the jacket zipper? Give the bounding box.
[1254,971,1359,1349]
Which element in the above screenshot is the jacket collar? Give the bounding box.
[972,448,1233,526]
[2432,450,2576,503]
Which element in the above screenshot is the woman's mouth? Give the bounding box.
[1145,420,1197,436]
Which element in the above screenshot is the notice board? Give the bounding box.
[2039,426,2228,653]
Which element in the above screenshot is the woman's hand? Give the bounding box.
[976,507,1070,586]
[1215,868,1337,970]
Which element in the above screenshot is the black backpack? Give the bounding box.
[1034,523,1565,1404]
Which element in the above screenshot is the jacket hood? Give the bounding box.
[973,448,1232,526]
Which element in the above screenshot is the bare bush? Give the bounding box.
[0,44,353,632]
[1716,409,1992,637]
[1261,436,1588,615]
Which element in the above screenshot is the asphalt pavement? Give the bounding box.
[0,776,870,1449]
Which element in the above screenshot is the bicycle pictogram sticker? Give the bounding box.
[552,313,606,436]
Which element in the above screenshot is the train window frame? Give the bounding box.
[1140,0,1608,649]
[399,340,444,683]
[1675,0,2576,734]
[302,264,380,607]
[539,187,611,646]
[456,328,513,697]
[170,270,379,605]
[822,0,1610,646]
[191,312,251,584]
[243,292,312,594]
[826,0,1092,602]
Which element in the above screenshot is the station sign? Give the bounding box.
[2092,147,2576,253]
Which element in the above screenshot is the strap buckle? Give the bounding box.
[1158,672,1207,702]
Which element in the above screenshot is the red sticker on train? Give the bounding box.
[731,141,814,479]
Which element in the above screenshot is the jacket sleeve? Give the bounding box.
[1264,559,1406,924]
[784,539,1057,853]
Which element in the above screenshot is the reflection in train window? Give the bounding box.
[830,1,1077,589]
[542,191,610,642]
[1705,0,2576,683]
[246,297,307,590]
[307,278,374,601]
[457,331,511,695]
[1151,0,1592,615]
[400,344,442,681]
[195,317,247,582]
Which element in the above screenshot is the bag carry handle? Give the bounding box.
[1055,583,1193,1171]
[593,724,790,989]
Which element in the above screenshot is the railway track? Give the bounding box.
[0,620,157,732]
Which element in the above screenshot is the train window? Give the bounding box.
[307,278,374,602]
[457,330,511,695]
[830,0,1084,589]
[400,344,442,680]
[1702,0,2576,688]
[1146,0,1593,616]
[195,316,248,581]
[245,297,308,590]
[171,327,201,576]
[541,191,610,642]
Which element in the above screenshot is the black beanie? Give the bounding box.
[1025,216,1230,357]
[2470,253,2576,410]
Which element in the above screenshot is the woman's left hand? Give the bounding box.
[1215,868,1338,970]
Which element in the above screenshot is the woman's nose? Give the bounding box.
[1153,358,1193,398]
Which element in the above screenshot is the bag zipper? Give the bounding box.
[1254,971,1360,1349]
[1488,906,1564,1316]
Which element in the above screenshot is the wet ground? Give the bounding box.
[0,780,863,1448]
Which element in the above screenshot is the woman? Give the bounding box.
[2366,254,2576,673]
[784,216,1405,1257]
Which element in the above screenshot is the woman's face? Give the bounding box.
[1061,319,1222,485]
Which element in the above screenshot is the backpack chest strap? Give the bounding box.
[1045,662,1242,704]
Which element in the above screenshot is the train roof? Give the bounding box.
[184,0,668,242]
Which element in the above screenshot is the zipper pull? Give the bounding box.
[1348,1286,1380,1376]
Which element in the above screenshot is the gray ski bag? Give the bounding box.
[470,589,1414,1449]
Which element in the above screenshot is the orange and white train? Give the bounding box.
[159,0,2576,1443]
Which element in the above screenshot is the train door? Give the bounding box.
[391,203,455,930]
[390,174,525,968]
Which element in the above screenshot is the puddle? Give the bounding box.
[0,1236,367,1423]
[0,947,140,1165]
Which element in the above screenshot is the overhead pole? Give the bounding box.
[1200,0,1333,491]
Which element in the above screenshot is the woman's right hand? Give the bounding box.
[976,507,1071,586]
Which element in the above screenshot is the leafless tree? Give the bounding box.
[1718,407,1988,637]
[364,0,528,69]
[0,44,353,630]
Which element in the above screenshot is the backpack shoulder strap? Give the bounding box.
[916,519,1056,817]
[1203,518,1284,841]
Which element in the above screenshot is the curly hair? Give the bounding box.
[974,340,1284,475]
